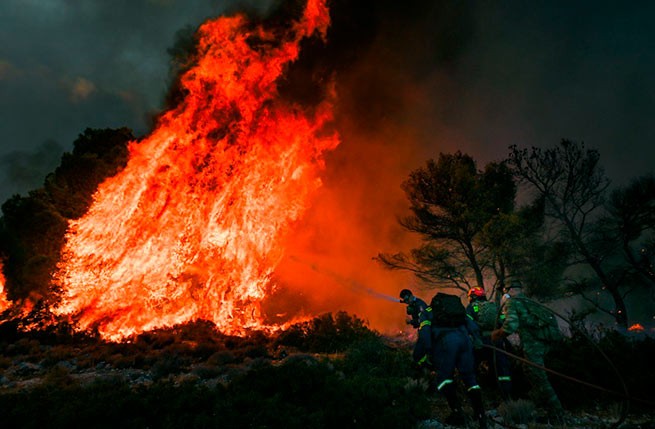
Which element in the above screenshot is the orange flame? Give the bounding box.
[0,263,10,313]
[628,323,645,332]
[51,0,338,341]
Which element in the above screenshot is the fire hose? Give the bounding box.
[481,343,631,429]
[287,257,648,426]
[484,297,648,429]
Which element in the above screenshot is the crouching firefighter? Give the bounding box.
[430,292,487,429]
[399,289,432,369]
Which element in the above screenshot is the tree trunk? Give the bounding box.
[606,282,628,327]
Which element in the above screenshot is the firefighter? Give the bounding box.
[466,286,513,400]
[430,292,487,429]
[399,289,432,368]
[491,280,564,424]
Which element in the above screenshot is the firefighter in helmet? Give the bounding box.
[466,286,513,400]
[399,289,432,368]
[430,292,487,429]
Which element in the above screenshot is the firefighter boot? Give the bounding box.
[441,383,465,427]
[498,378,513,401]
[467,388,487,429]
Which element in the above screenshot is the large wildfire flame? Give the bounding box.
[50,0,338,341]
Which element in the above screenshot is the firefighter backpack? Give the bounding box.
[430,292,466,327]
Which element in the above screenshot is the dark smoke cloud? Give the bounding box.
[0,0,276,202]
[0,140,63,197]
[3,0,651,197]
[282,0,655,186]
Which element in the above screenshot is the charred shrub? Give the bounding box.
[206,349,237,366]
[150,351,191,379]
[42,363,77,389]
[4,338,42,358]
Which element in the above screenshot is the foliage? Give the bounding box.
[478,197,568,299]
[603,174,655,289]
[0,313,429,429]
[546,327,655,413]
[0,128,131,306]
[0,313,654,427]
[275,311,378,353]
[378,152,518,295]
[378,150,567,306]
[509,140,637,326]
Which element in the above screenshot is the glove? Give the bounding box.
[407,318,419,328]
[491,328,506,342]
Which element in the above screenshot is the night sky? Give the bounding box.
[1,0,654,202]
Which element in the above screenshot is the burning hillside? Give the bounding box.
[0,0,426,342]
[43,0,338,341]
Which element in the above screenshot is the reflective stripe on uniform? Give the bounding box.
[498,376,512,381]
[467,385,481,392]
[418,354,430,365]
[437,379,454,391]
[420,320,432,328]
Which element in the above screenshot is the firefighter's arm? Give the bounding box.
[490,328,507,342]
[491,300,517,341]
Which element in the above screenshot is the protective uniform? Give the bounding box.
[400,290,431,367]
[431,296,487,429]
[492,283,563,421]
[466,287,513,400]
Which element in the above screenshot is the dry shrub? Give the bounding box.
[497,398,537,425]
[42,363,77,389]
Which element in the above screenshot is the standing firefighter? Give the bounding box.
[399,289,432,368]
[466,286,513,400]
[491,280,564,423]
[430,292,487,429]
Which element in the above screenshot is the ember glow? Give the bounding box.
[51,0,338,341]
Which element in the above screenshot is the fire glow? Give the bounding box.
[628,323,645,332]
[0,264,9,314]
[50,0,338,341]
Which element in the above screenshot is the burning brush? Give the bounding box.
[1,0,339,342]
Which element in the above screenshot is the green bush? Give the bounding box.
[513,326,655,413]
[275,311,378,353]
[1,313,653,427]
